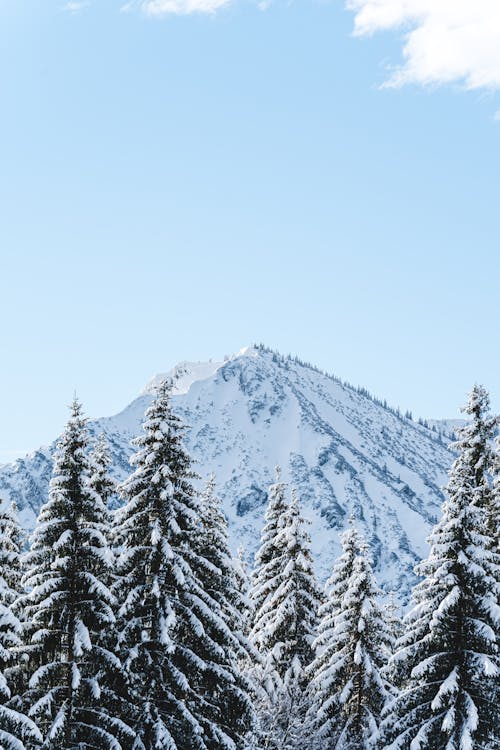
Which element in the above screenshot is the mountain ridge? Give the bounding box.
[0,345,455,603]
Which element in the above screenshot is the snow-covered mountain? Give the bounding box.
[0,345,454,602]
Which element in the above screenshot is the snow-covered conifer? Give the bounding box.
[0,499,42,750]
[21,399,133,749]
[250,467,288,621]
[88,433,120,592]
[115,382,252,750]
[384,592,403,655]
[0,499,26,700]
[309,533,391,749]
[307,517,363,718]
[0,501,24,613]
[89,433,117,512]
[251,490,321,750]
[458,385,498,551]
[490,435,500,554]
[254,490,320,681]
[380,386,500,750]
[193,474,255,748]
[234,545,253,638]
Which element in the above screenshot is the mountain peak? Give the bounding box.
[141,345,262,397]
[142,359,224,396]
[0,345,454,604]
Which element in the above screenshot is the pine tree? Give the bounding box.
[309,533,391,749]
[0,500,26,702]
[384,592,404,655]
[380,386,500,750]
[87,434,117,583]
[490,435,500,554]
[255,490,320,681]
[0,499,42,750]
[89,433,118,512]
[250,467,288,621]
[249,468,290,713]
[251,490,321,750]
[307,516,364,737]
[458,385,498,551]
[193,474,255,748]
[115,381,252,750]
[234,545,253,639]
[87,431,135,740]
[0,501,24,615]
[21,399,133,749]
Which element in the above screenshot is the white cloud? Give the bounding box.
[134,0,231,15]
[346,0,500,90]
[62,0,90,13]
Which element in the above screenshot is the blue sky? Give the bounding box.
[1,0,499,461]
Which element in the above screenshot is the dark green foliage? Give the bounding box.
[381,386,500,750]
[21,399,134,749]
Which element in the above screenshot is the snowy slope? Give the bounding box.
[0,346,454,602]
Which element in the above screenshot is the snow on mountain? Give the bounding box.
[426,418,465,436]
[0,345,454,602]
[142,358,225,396]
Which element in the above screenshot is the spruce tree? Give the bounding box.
[89,433,118,512]
[249,468,290,708]
[251,490,321,750]
[380,386,500,750]
[233,545,253,639]
[88,432,135,739]
[253,490,321,681]
[0,499,42,750]
[115,382,252,750]
[194,474,255,748]
[250,467,288,622]
[0,499,25,696]
[458,385,498,551]
[307,518,363,742]
[309,533,391,749]
[384,592,403,656]
[0,501,24,617]
[21,399,133,749]
[491,435,500,554]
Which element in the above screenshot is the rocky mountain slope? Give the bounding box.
[0,346,454,602]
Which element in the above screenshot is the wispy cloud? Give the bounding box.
[346,1,500,91]
[62,0,91,13]
[123,0,231,15]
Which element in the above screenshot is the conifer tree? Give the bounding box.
[234,545,253,639]
[254,490,321,681]
[251,490,321,750]
[309,533,391,749]
[193,474,255,748]
[198,474,242,632]
[115,381,252,750]
[458,385,498,551]
[384,592,404,656]
[0,499,42,750]
[250,467,288,621]
[0,501,24,616]
[306,518,363,742]
[87,432,135,737]
[88,434,117,578]
[490,435,500,554]
[0,499,26,702]
[21,399,133,749]
[380,386,500,750]
[89,433,118,512]
[249,468,290,720]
